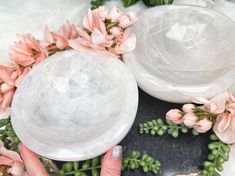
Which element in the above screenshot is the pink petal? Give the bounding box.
[0,156,13,165]
[210,92,230,114]
[1,83,14,93]
[217,113,231,132]
[77,28,91,41]
[15,67,31,87]
[8,162,26,176]
[83,9,94,31]
[0,143,22,162]
[68,38,92,51]
[114,33,136,54]
[0,66,14,86]
[44,25,54,43]
[192,97,209,104]
[109,7,121,21]
[91,28,106,44]
[1,89,15,111]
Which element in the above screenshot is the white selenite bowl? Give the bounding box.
[123,5,235,103]
[11,50,138,161]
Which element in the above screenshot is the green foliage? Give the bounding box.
[0,118,20,150]
[143,0,174,6]
[200,134,230,176]
[139,118,197,138]
[122,151,161,174]
[91,0,106,9]
[122,0,139,7]
[56,158,101,176]
[52,151,160,176]
[90,0,174,9]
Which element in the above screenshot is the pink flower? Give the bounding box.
[213,113,235,144]
[44,21,78,51]
[166,109,183,124]
[182,104,195,113]
[118,12,137,28]
[194,118,213,133]
[110,28,136,55]
[183,113,198,127]
[0,65,16,112]
[69,7,137,55]
[10,34,48,67]
[192,92,230,114]
[0,64,31,112]
[0,140,26,176]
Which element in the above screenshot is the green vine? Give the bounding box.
[91,0,106,9]
[122,151,161,174]
[50,151,160,176]
[56,158,102,176]
[90,0,174,9]
[139,118,199,138]
[0,118,20,150]
[201,134,230,176]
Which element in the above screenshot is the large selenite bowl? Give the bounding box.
[123,5,235,103]
[11,50,138,161]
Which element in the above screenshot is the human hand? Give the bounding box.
[18,144,122,176]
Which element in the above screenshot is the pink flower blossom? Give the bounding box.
[194,118,213,133]
[44,21,78,51]
[182,104,195,113]
[183,113,198,127]
[213,113,235,144]
[0,140,26,176]
[69,6,137,55]
[166,109,183,124]
[10,34,48,67]
[0,64,31,112]
[0,65,16,112]
[192,92,230,114]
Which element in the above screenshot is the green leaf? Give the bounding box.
[201,133,230,176]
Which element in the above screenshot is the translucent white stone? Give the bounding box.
[173,0,214,8]
[214,0,235,22]
[124,5,235,103]
[11,50,138,161]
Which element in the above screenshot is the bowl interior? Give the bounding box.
[134,6,235,85]
[11,50,138,160]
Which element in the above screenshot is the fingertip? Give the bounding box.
[101,146,122,176]
[19,143,48,176]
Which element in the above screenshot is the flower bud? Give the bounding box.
[183,113,197,127]
[194,118,212,133]
[166,109,183,124]
[182,103,195,113]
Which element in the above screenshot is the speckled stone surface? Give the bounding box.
[120,89,211,176]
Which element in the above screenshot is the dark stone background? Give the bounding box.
[120,89,211,176]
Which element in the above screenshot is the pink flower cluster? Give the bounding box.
[166,106,213,133]
[69,6,137,55]
[166,92,235,144]
[0,7,137,113]
[0,140,26,176]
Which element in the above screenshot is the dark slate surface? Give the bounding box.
[120,89,211,176]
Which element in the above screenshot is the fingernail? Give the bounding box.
[112,146,122,160]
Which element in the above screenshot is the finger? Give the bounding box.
[100,146,122,176]
[18,143,48,176]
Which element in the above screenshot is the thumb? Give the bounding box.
[18,143,48,176]
[100,146,122,176]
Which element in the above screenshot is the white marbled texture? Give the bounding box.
[124,5,235,103]
[11,50,138,161]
